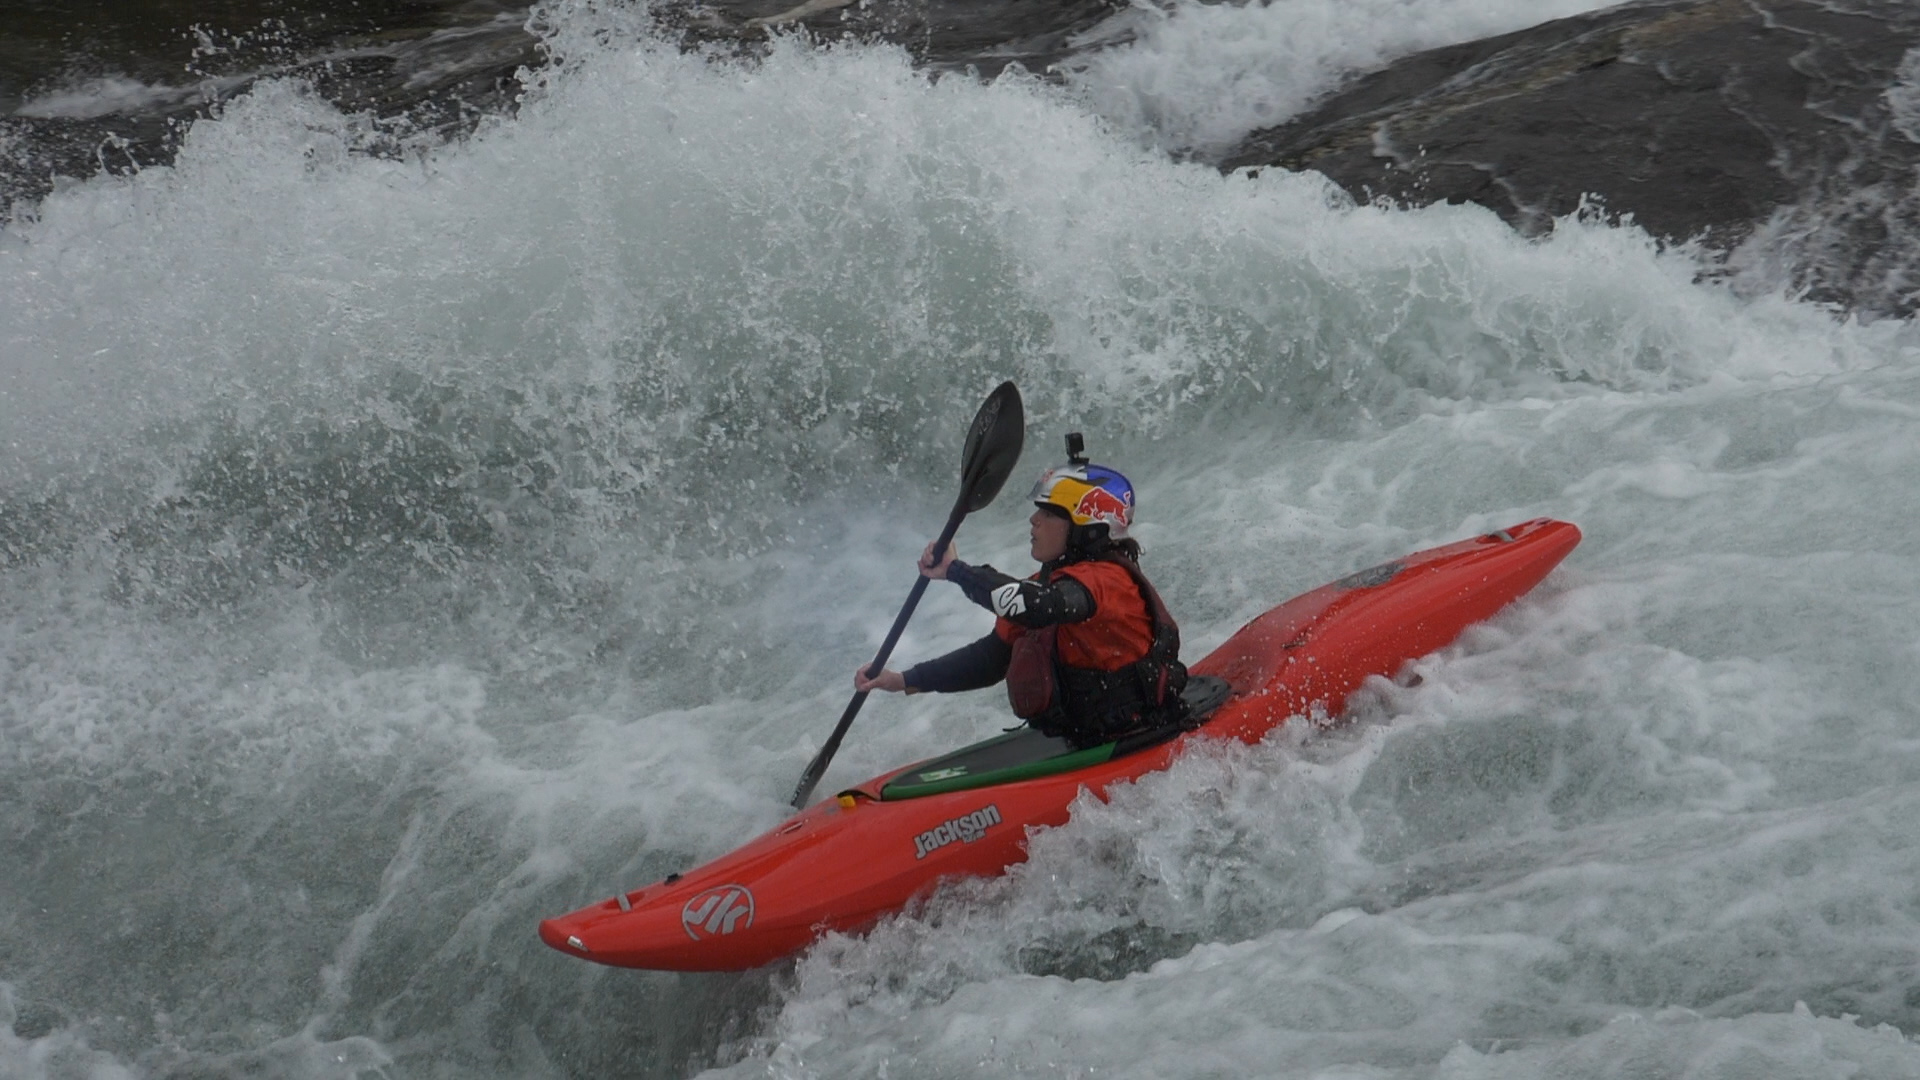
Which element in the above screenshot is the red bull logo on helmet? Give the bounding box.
[1073,485,1133,529]
[1033,461,1135,536]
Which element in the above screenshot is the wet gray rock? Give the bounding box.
[1217,0,1920,318]
[667,0,1127,78]
[1,1,544,216]
[0,0,1125,218]
[15,0,1920,316]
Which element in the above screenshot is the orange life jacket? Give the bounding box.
[995,554,1186,743]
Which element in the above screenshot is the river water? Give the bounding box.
[7,1,1920,1077]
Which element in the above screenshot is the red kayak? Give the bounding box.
[539,518,1581,971]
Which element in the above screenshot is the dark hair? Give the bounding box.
[1068,522,1141,563]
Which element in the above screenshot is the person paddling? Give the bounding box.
[856,435,1188,747]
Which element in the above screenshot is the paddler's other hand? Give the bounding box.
[919,541,956,580]
[854,666,908,693]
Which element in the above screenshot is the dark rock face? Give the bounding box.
[669,0,1127,78]
[1,1,544,217]
[1218,0,1920,317]
[0,0,1123,219]
[14,0,1920,316]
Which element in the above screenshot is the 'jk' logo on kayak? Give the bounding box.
[681,884,755,940]
[913,805,1003,860]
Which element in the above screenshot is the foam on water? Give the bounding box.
[12,76,203,120]
[5,2,1920,1077]
[1068,0,1627,158]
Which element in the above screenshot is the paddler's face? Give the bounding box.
[1030,507,1071,562]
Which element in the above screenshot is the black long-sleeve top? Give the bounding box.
[902,559,1095,693]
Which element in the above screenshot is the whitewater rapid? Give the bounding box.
[7,0,1920,1077]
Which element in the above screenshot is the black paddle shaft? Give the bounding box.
[788,507,963,808]
[790,382,1024,809]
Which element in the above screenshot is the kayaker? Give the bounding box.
[855,436,1188,746]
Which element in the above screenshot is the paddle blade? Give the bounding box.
[958,381,1025,513]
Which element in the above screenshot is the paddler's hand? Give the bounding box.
[854,665,908,693]
[919,541,956,580]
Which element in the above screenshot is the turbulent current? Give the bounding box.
[8,0,1920,1076]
